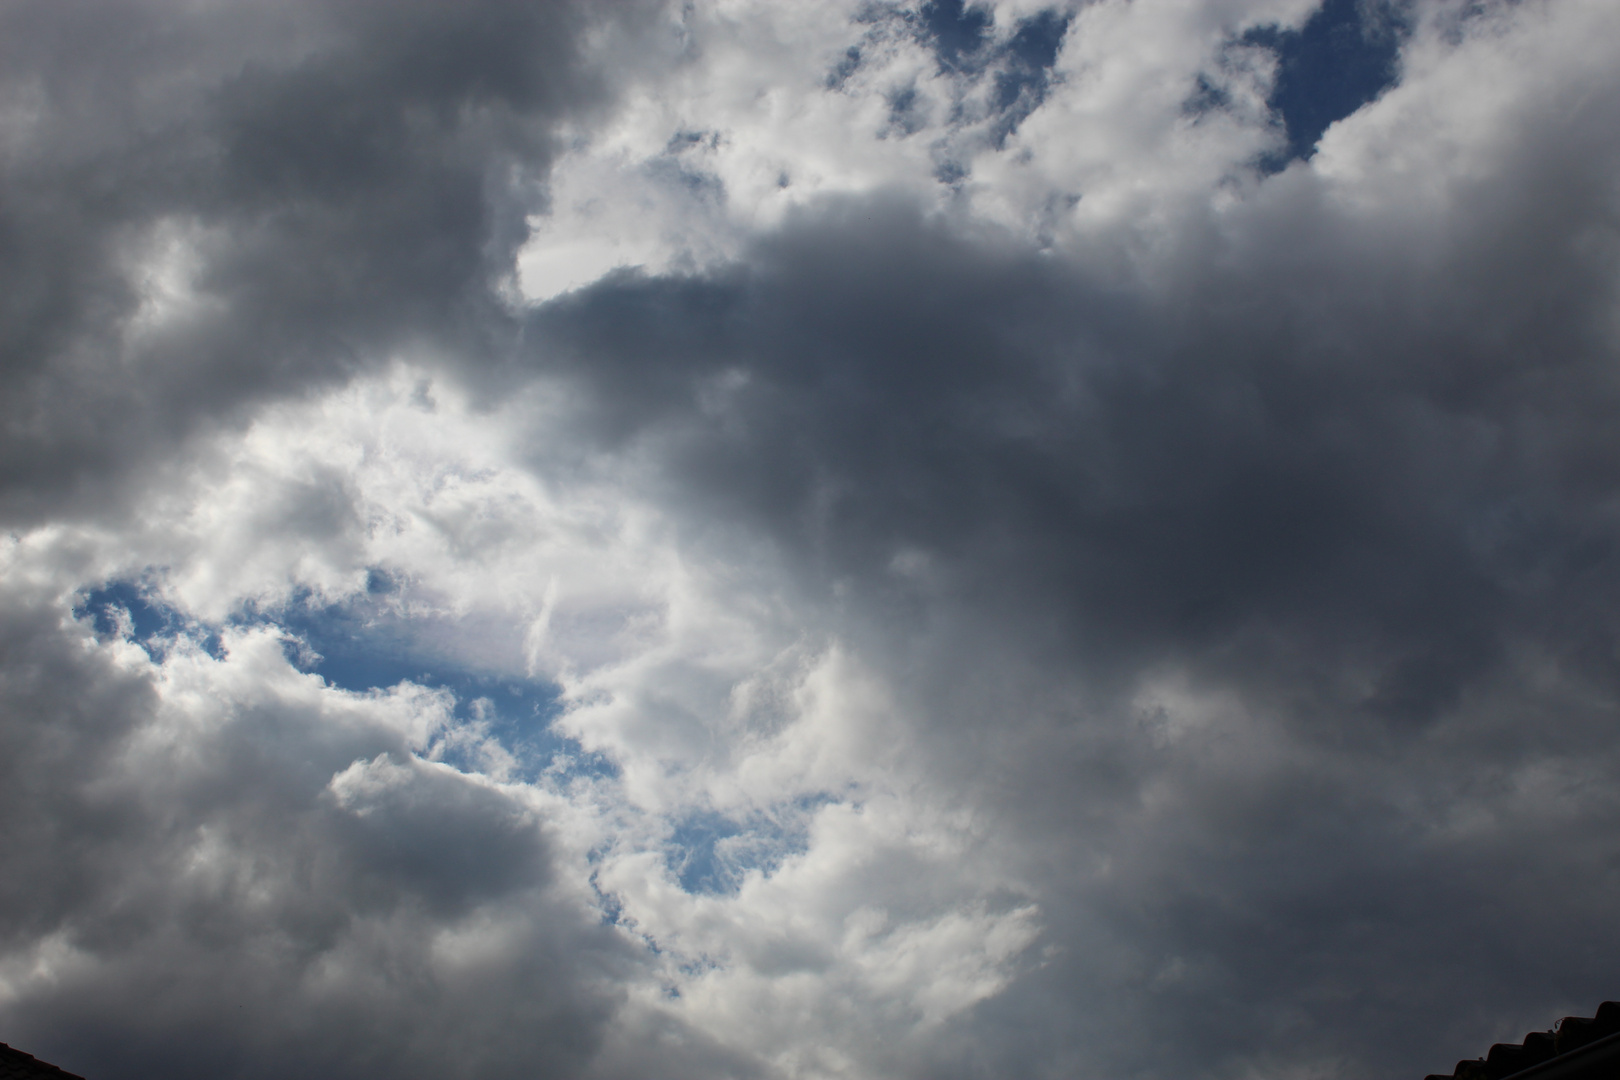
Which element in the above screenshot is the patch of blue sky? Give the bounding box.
[921,0,993,74]
[913,1,1072,153]
[845,2,1069,168]
[1243,0,1409,169]
[75,580,224,661]
[916,1,1069,81]
[75,576,613,784]
[666,794,838,896]
[251,586,613,782]
[987,8,1070,146]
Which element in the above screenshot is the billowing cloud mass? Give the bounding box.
[2,0,1619,1077]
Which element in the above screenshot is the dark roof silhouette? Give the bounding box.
[0,1043,84,1080]
[1425,1002,1620,1080]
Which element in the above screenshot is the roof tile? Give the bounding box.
[0,1042,86,1080]
[1425,1002,1620,1080]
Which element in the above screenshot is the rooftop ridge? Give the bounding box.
[1424,1002,1620,1080]
[0,1041,87,1080]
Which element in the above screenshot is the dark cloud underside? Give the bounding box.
[531,168,1620,729]
[526,124,1620,1070]
[0,0,623,524]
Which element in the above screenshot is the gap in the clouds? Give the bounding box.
[1243,0,1409,169]
[76,581,225,662]
[911,2,1069,85]
[849,3,1070,141]
[76,578,614,783]
[887,84,927,137]
[588,866,664,960]
[988,9,1070,147]
[908,1,1070,156]
[1184,73,1231,118]
[826,44,863,90]
[666,795,834,896]
[247,583,614,783]
[921,0,992,72]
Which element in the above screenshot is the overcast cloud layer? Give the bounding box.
[3,1,1620,1077]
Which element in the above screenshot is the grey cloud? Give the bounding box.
[529,111,1620,724]
[0,0,637,526]
[518,59,1620,1075]
[0,583,633,1079]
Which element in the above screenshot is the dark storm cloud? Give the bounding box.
[521,55,1620,1072]
[0,0,633,525]
[532,170,1620,725]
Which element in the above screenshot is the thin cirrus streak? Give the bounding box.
[1,1,1619,1078]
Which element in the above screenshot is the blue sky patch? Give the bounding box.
[666,796,834,895]
[1246,0,1408,168]
[844,3,1069,157]
[76,581,225,661]
[246,586,605,781]
[988,8,1070,146]
[921,0,992,72]
[917,2,1070,150]
[995,8,1068,108]
[77,576,609,783]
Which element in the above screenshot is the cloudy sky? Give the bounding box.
[2,0,1618,1077]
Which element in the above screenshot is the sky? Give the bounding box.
[1,0,1618,1077]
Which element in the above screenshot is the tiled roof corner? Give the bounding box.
[1425,1002,1620,1080]
[0,1042,86,1080]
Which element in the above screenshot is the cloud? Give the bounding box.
[519,0,1620,1072]
[3,0,1620,1078]
[0,0,643,525]
[0,567,619,1079]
